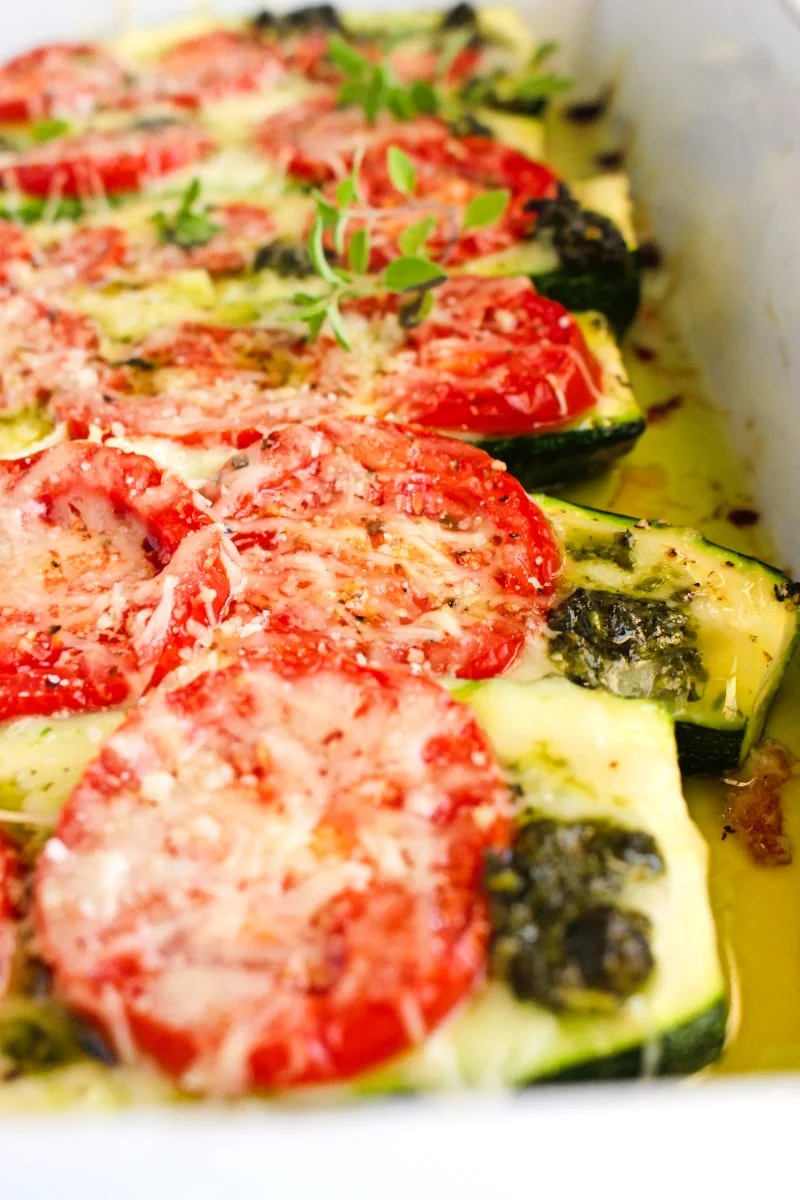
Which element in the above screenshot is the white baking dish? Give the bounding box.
[2,0,800,1192]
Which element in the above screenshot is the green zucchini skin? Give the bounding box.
[478,416,646,490]
[532,250,642,340]
[674,723,745,777]
[538,999,728,1084]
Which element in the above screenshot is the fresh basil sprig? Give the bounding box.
[289,144,509,348]
[151,179,220,250]
[328,34,439,124]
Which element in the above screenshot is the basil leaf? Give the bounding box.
[29,118,71,144]
[514,73,573,99]
[409,79,439,115]
[312,191,340,230]
[348,226,370,274]
[326,299,352,351]
[462,188,510,231]
[531,39,559,67]
[328,35,369,76]
[387,145,417,196]
[383,256,447,292]
[398,215,436,256]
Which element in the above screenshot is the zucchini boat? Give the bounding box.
[0,677,726,1093]
[356,677,726,1090]
[471,310,645,488]
[533,496,800,774]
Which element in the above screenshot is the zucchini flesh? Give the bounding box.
[355,677,725,1090]
[472,311,645,488]
[533,496,800,774]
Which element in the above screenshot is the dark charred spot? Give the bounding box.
[251,4,343,33]
[775,580,800,604]
[440,2,478,30]
[447,113,494,139]
[637,239,664,269]
[647,395,683,423]
[253,240,314,277]
[595,147,626,171]
[564,93,609,123]
[632,343,657,362]
[721,824,737,840]
[727,507,760,528]
[120,356,157,371]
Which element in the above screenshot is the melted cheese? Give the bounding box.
[37,661,509,1095]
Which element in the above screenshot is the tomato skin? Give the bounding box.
[53,320,359,446]
[155,30,284,106]
[351,128,559,268]
[206,417,561,679]
[6,123,216,198]
[42,224,129,285]
[39,203,274,291]
[0,838,19,1000]
[0,218,34,284]
[0,293,100,418]
[366,277,603,435]
[36,655,511,1091]
[0,43,128,123]
[0,442,235,722]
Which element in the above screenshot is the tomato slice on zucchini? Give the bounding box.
[0,441,234,721]
[36,654,511,1092]
[256,102,557,264]
[0,837,19,1000]
[0,218,35,284]
[3,121,216,198]
[0,293,99,418]
[369,277,603,435]
[205,418,560,678]
[38,203,275,289]
[0,42,128,123]
[350,124,558,268]
[55,321,360,444]
[154,30,285,106]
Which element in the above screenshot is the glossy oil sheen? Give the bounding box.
[550,107,800,1075]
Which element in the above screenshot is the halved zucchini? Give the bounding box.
[472,310,645,488]
[532,496,800,774]
[356,677,725,1090]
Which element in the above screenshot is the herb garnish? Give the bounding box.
[289,145,508,348]
[328,35,439,123]
[151,178,220,250]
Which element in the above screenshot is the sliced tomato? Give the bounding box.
[41,224,129,286]
[36,654,511,1091]
[38,203,275,290]
[254,93,389,184]
[366,277,602,435]
[0,43,129,123]
[0,217,34,284]
[0,293,99,418]
[4,122,216,198]
[54,321,361,445]
[205,418,560,678]
[349,125,559,268]
[0,837,19,1000]
[153,30,285,106]
[0,441,234,722]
